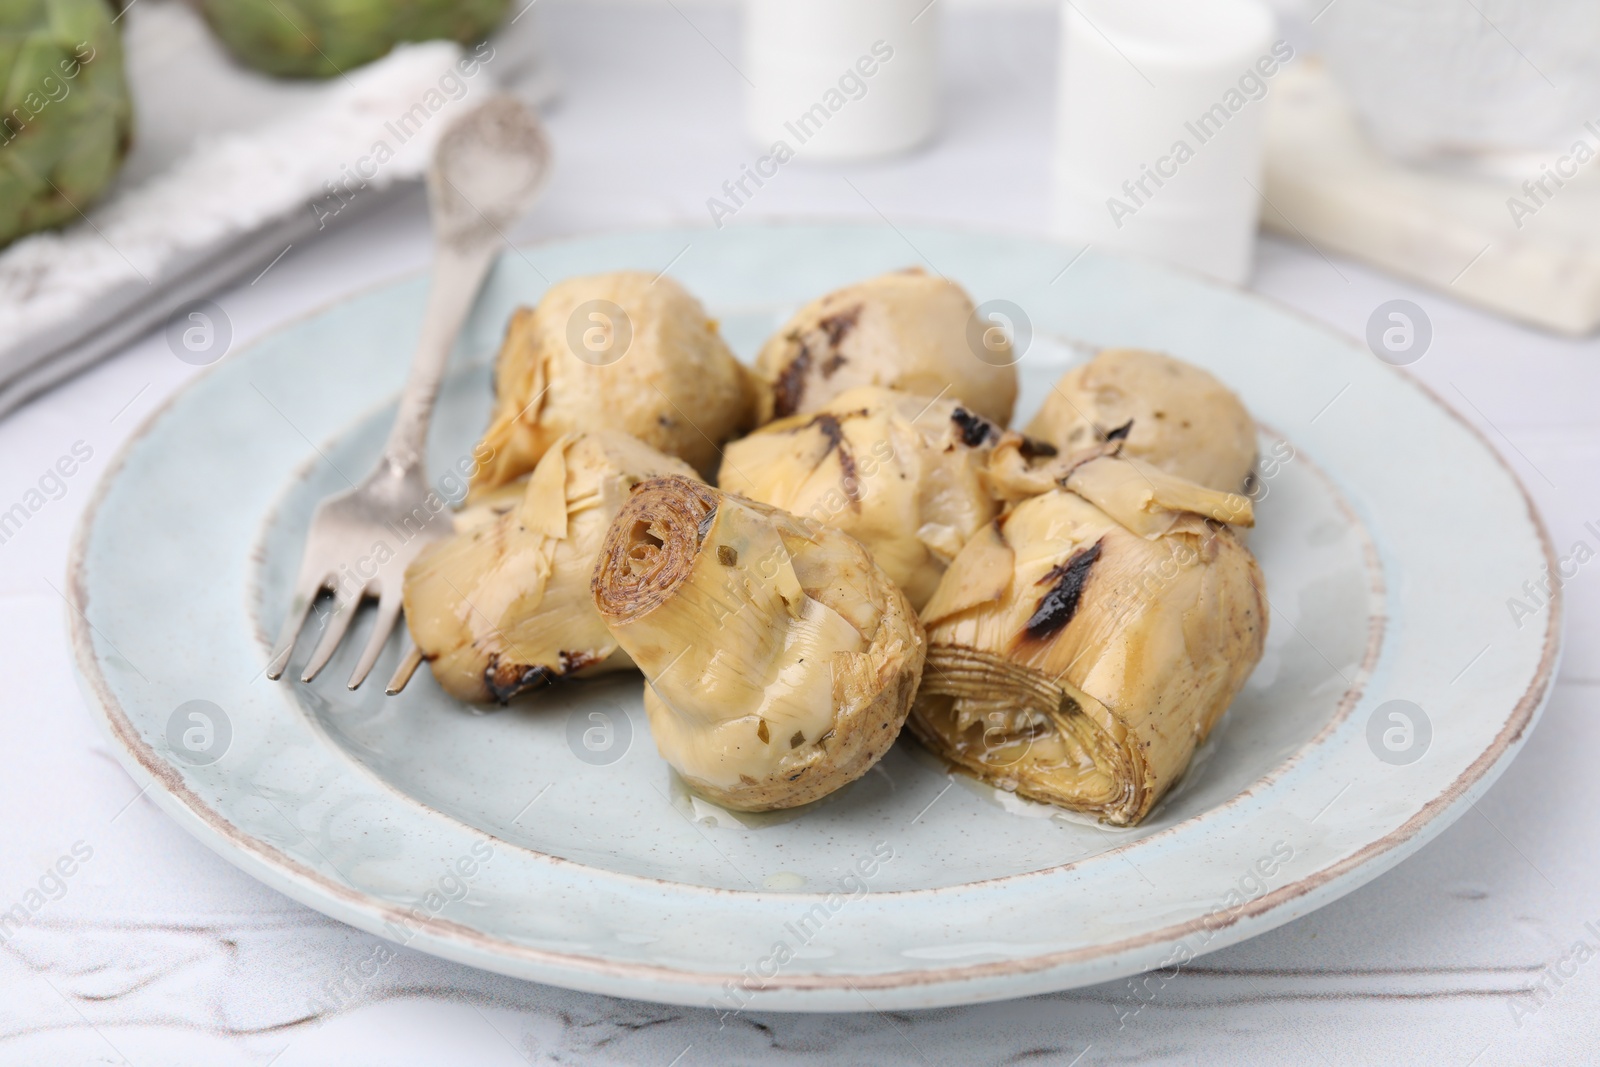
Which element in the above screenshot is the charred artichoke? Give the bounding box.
[1025,348,1257,493]
[909,479,1266,826]
[719,385,1001,610]
[471,272,758,499]
[752,269,1018,427]
[591,476,926,811]
[402,432,696,704]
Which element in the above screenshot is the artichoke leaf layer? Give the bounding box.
[402,431,696,704]
[986,433,1254,537]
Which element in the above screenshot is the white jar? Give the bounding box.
[1051,0,1280,284]
[743,0,939,161]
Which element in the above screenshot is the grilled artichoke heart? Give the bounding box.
[403,432,696,704]
[719,385,1001,610]
[470,272,757,498]
[1025,348,1257,493]
[753,269,1018,427]
[592,477,926,811]
[910,482,1266,826]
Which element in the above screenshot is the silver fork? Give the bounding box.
[266,94,552,690]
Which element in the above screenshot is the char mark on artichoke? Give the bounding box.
[484,649,605,704]
[484,655,554,705]
[695,498,719,542]
[1016,436,1058,459]
[951,407,998,448]
[808,413,861,508]
[753,272,1018,425]
[772,335,812,418]
[1023,539,1104,641]
[718,386,1003,611]
[910,480,1267,826]
[818,304,862,347]
[1025,348,1255,493]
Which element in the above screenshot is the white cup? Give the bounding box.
[743,0,939,161]
[1051,0,1281,284]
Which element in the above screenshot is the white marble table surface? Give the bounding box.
[3,5,1598,1065]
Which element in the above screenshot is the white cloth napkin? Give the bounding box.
[0,0,555,416]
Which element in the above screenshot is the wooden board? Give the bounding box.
[1263,60,1600,336]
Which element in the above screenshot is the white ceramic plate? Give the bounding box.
[69,223,1559,1011]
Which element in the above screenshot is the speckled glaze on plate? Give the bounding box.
[68,223,1559,1011]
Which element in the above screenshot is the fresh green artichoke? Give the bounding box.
[0,0,132,248]
[200,0,510,79]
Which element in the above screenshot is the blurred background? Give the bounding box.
[2,0,1598,1063]
[5,0,1600,404]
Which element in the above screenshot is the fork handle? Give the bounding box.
[380,239,500,474]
